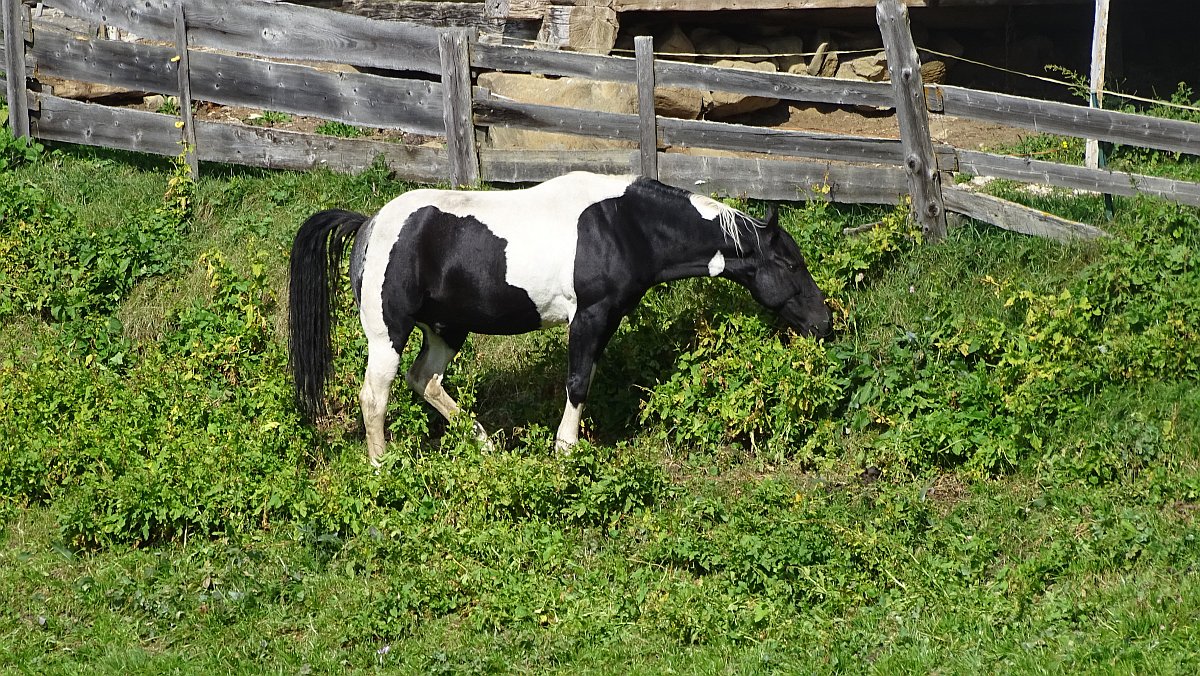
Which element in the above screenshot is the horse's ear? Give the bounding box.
[763,204,779,228]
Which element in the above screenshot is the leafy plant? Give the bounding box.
[247,110,293,126]
[315,121,369,138]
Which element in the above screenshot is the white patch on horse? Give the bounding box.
[367,173,635,328]
[688,194,759,254]
[707,251,725,277]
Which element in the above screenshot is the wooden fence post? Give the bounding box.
[877,0,947,240]
[439,27,480,188]
[173,1,199,178]
[3,0,31,139]
[1086,0,1114,218]
[634,35,658,180]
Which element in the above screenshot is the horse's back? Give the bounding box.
[361,173,639,335]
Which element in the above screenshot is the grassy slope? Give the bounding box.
[2,141,1198,674]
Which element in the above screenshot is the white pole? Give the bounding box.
[1086,0,1111,169]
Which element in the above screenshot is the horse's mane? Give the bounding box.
[634,178,764,254]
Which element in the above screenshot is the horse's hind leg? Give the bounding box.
[405,325,492,448]
[361,331,407,467]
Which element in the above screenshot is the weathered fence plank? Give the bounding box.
[942,186,1107,241]
[878,0,947,239]
[480,149,639,184]
[45,0,442,72]
[658,153,907,205]
[3,0,31,138]
[173,2,198,177]
[474,44,896,109]
[340,1,490,28]
[474,96,639,141]
[937,87,1200,157]
[33,31,446,135]
[956,149,1200,208]
[34,93,449,181]
[476,96,925,165]
[440,28,480,187]
[655,60,895,109]
[635,36,657,179]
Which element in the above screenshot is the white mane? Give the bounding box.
[688,194,762,254]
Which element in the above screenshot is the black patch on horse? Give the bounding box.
[381,206,543,352]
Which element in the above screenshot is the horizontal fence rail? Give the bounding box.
[34,29,447,134]
[1,0,1197,239]
[46,0,442,72]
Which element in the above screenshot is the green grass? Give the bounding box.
[2,126,1199,673]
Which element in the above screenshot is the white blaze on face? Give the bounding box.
[361,172,635,333]
[707,250,725,276]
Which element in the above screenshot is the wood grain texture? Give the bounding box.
[635,36,657,179]
[612,0,1087,9]
[340,1,495,29]
[474,44,895,108]
[473,97,639,140]
[942,185,1107,241]
[33,93,449,180]
[956,149,1200,208]
[4,0,30,138]
[45,0,441,72]
[440,28,480,187]
[477,95,950,167]
[173,3,198,177]
[878,0,946,239]
[480,149,638,183]
[658,153,907,204]
[937,86,1200,157]
[33,31,446,135]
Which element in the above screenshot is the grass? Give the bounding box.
[2,131,1199,673]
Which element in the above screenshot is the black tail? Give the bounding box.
[288,209,369,419]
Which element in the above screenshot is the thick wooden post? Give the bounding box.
[439,27,480,188]
[173,2,199,178]
[3,0,31,139]
[877,0,947,240]
[634,35,657,180]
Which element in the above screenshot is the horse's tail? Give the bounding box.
[288,208,368,419]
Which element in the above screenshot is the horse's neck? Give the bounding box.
[651,222,750,284]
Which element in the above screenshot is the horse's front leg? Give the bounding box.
[557,306,621,453]
[405,326,493,449]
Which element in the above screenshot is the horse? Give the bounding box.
[288,171,832,466]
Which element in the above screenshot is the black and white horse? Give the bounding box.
[289,172,832,465]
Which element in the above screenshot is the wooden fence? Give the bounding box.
[5,0,1200,241]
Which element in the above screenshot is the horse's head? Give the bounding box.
[743,208,833,339]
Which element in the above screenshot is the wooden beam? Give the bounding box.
[942,185,1107,241]
[32,31,446,135]
[172,2,198,177]
[339,1,493,28]
[936,86,1200,157]
[877,0,947,239]
[634,35,657,179]
[658,153,907,205]
[3,0,30,138]
[45,0,442,73]
[611,0,1089,9]
[481,149,638,184]
[440,27,480,187]
[33,93,450,181]
[472,44,897,108]
[956,149,1200,208]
